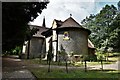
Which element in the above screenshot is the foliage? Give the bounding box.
[82,55,97,62]
[95,51,105,61]
[59,50,69,73]
[118,1,120,11]
[25,27,39,41]
[60,50,67,56]
[59,46,68,61]
[88,55,97,61]
[81,4,120,52]
[12,46,22,55]
[2,2,49,53]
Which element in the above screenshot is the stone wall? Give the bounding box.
[58,29,88,56]
[29,37,44,58]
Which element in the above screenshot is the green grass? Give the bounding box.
[25,56,119,79]
[25,58,74,66]
[25,56,118,68]
[108,57,119,61]
[30,67,119,79]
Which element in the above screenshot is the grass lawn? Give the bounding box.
[74,56,119,66]
[29,67,119,79]
[24,58,74,66]
[25,56,119,67]
[25,56,119,79]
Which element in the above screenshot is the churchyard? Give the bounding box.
[23,52,120,79]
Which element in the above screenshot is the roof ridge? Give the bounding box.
[61,17,83,28]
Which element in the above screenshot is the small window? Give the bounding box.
[63,31,70,40]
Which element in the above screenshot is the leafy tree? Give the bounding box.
[59,44,68,73]
[47,39,53,72]
[81,14,98,47]
[81,4,119,51]
[118,1,120,11]
[108,13,120,51]
[95,5,117,47]
[2,2,49,53]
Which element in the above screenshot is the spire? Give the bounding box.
[42,16,46,27]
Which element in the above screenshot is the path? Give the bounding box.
[88,61,120,70]
[2,55,36,80]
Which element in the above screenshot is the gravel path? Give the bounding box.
[88,61,119,70]
[2,55,36,80]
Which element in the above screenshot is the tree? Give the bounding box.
[83,55,88,72]
[95,5,117,49]
[108,13,120,51]
[60,51,68,73]
[47,50,53,72]
[118,1,120,11]
[2,2,49,53]
[81,4,118,51]
[60,45,68,73]
[26,27,39,59]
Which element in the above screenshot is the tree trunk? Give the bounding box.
[39,55,41,63]
[65,59,68,73]
[48,60,51,72]
[27,40,30,59]
[101,60,103,70]
[58,53,61,65]
[85,60,87,72]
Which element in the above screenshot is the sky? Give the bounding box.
[29,0,120,28]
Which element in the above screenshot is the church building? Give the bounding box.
[41,16,95,61]
[22,16,95,61]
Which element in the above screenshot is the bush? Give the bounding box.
[83,55,97,61]
[89,55,97,61]
[96,51,106,61]
[12,46,22,55]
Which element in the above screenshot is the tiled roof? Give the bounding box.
[54,19,63,27]
[59,17,83,28]
[54,17,91,34]
[88,39,95,49]
[29,25,49,38]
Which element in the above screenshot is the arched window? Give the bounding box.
[63,31,70,40]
